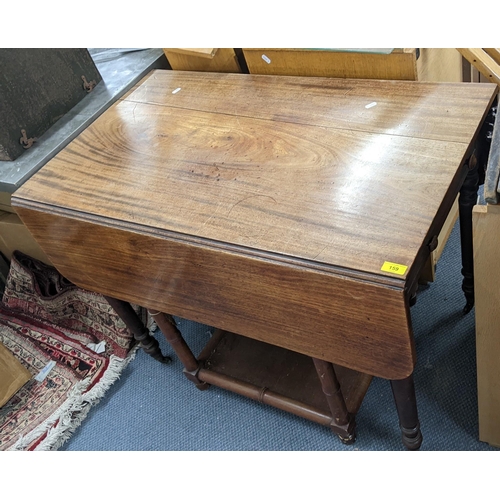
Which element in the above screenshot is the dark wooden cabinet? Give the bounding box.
[0,48,102,161]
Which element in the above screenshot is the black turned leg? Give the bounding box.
[104,296,172,363]
[458,158,479,315]
[312,358,356,444]
[458,100,497,314]
[390,375,422,450]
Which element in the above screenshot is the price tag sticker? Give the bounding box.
[35,360,56,382]
[381,261,408,275]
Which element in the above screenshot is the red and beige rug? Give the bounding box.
[2,251,145,359]
[0,252,146,451]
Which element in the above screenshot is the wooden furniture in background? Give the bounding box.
[416,48,464,82]
[12,70,497,450]
[0,210,51,265]
[458,49,500,86]
[242,48,463,82]
[166,48,218,59]
[474,204,500,448]
[0,192,13,213]
[163,48,242,73]
[473,101,500,448]
[0,342,31,408]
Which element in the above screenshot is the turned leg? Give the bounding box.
[312,358,356,444]
[149,309,209,390]
[459,101,497,314]
[390,374,422,450]
[104,296,171,363]
[459,157,479,315]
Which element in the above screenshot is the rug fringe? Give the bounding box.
[9,346,138,451]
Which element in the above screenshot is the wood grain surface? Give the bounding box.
[483,48,500,66]
[246,48,463,84]
[163,49,241,73]
[13,207,414,378]
[13,71,496,279]
[473,203,500,446]
[12,71,497,379]
[123,71,492,143]
[242,48,418,80]
[164,48,218,59]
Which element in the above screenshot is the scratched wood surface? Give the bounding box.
[12,71,497,379]
[13,207,414,378]
[14,70,497,280]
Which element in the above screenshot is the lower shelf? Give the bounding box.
[196,329,373,427]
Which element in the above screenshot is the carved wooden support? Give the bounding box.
[149,309,209,390]
[459,100,497,314]
[312,358,356,444]
[459,156,480,314]
[104,296,171,363]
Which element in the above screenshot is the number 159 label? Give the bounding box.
[381,261,408,275]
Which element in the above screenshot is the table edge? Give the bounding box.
[12,197,407,290]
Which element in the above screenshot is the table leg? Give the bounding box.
[390,374,422,450]
[149,309,209,390]
[104,296,172,363]
[459,157,479,315]
[312,358,356,444]
[459,100,497,314]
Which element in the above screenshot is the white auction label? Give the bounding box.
[35,361,56,382]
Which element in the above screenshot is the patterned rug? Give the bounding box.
[2,251,145,359]
[0,252,146,451]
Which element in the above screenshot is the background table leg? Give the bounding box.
[150,309,209,390]
[390,374,423,450]
[459,159,479,314]
[104,296,172,363]
[312,358,356,444]
[459,100,497,314]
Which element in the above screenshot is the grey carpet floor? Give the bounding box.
[60,221,498,451]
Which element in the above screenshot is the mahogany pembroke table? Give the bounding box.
[12,70,497,450]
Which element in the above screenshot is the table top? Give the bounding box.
[15,70,497,282]
[12,71,497,378]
